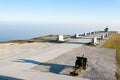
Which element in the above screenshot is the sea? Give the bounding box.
[0,23,106,42]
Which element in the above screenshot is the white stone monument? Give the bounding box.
[117,31,120,34]
[91,37,98,45]
[101,34,105,39]
[57,35,64,42]
[105,33,109,37]
[84,33,87,36]
[75,34,79,38]
[89,32,91,35]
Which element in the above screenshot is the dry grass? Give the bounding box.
[0,35,71,44]
[0,35,57,44]
[102,33,120,80]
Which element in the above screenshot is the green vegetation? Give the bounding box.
[102,33,120,79]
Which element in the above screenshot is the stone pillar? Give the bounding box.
[91,37,98,45]
[117,32,120,34]
[89,32,91,35]
[57,35,64,42]
[84,33,87,36]
[75,34,79,38]
[105,33,109,37]
[101,34,105,39]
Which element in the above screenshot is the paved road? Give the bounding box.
[0,32,109,80]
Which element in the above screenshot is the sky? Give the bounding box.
[0,0,120,41]
[0,0,120,24]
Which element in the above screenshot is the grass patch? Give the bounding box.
[0,35,57,44]
[102,33,120,79]
[0,34,73,44]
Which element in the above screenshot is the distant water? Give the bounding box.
[0,23,105,42]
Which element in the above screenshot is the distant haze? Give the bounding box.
[0,23,119,42]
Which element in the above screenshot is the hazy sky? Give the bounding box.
[0,0,120,41]
[0,0,120,25]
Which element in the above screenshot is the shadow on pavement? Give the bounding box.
[0,75,23,80]
[14,59,72,74]
[65,42,88,44]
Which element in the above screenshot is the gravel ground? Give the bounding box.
[33,45,117,80]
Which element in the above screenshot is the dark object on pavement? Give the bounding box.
[70,55,87,76]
